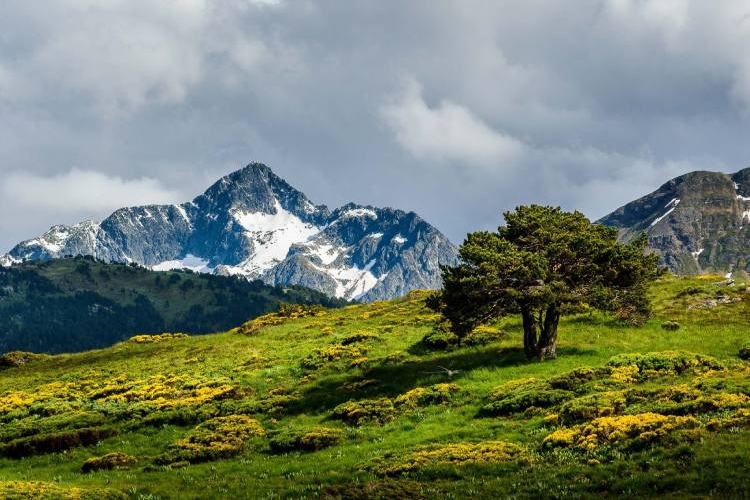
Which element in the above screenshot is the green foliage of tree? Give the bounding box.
[434,205,659,360]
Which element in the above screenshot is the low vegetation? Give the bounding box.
[0,275,749,497]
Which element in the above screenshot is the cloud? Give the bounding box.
[1,1,750,252]
[380,79,524,167]
[1,168,183,212]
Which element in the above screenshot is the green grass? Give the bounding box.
[0,275,749,499]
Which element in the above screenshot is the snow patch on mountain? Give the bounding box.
[151,254,213,273]
[340,208,377,220]
[233,200,320,276]
[650,198,680,227]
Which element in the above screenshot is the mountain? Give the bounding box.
[0,256,345,353]
[1,163,458,301]
[598,167,750,275]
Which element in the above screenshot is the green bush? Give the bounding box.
[607,351,722,375]
[156,415,265,465]
[462,325,505,347]
[268,427,343,453]
[559,391,626,423]
[548,367,611,392]
[82,452,137,473]
[482,379,572,416]
[661,321,680,331]
[393,383,460,409]
[331,398,396,425]
[0,427,117,458]
[323,479,426,500]
[339,331,380,345]
[301,344,364,370]
[0,351,50,369]
[421,329,459,350]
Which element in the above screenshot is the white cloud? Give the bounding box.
[380,79,524,167]
[1,168,182,212]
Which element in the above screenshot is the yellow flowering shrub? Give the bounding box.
[610,365,640,384]
[394,383,460,409]
[128,333,189,344]
[331,398,396,425]
[158,415,265,464]
[0,481,125,499]
[373,441,528,476]
[301,344,364,370]
[268,426,343,453]
[543,412,699,451]
[707,408,750,431]
[93,375,238,410]
[607,351,722,376]
[558,391,626,423]
[0,351,51,369]
[81,452,137,473]
[0,391,37,416]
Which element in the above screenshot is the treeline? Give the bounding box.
[0,257,346,354]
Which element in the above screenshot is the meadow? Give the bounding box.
[0,274,749,499]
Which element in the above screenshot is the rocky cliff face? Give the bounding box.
[598,167,750,275]
[2,163,458,301]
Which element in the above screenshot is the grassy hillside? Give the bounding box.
[0,275,749,498]
[0,257,346,353]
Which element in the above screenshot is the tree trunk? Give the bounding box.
[536,302,560,360]
[521,307,538,359]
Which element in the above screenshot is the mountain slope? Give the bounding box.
[598,167,750,275]
[0,277,748,498]
[2,163,458,301]
[0,257,345,353]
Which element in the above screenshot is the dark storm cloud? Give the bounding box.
[1,0,750,251]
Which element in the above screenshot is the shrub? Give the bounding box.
[420,328,459,350]
[394,383,460,409]
[607,351,722,376]
[661,321,680,331]
[610,365,640,384]
[301,344,364,370]
[268,427,343,453]
[0,351,50,369]
[0,481,126,499]
[462,325,505,347]
[323,479,426,500]
[128,333,189,344]
[482,379,572,416]
[739,343,750,361]
[339,331,380,345]
[277,303,325,318]
[157,415,265,464]
[558,391,626,423]
[543,412,700,451]
[331,398,396,425]
[0,427,117,458]
[548,367,611,391]
[372,441,528,476]
[234,393,301,417]
[237,314,285,335]
[81,452,137,473]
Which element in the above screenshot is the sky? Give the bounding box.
[2,0,750,253]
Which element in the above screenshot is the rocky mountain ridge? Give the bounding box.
[598,167,750,276]
[2,163,458,301]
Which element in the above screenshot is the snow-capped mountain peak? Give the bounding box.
[3,162,458,301]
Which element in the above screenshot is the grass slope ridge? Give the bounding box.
[0,276,749,498]
[0,257,346,353]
